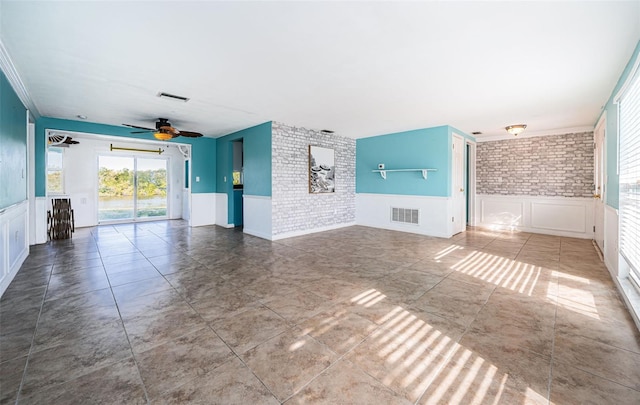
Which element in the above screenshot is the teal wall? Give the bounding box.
[599,40,640,209]
[233,189,243,226]
[35,117,216,197]
[0,71,27,209]
[216,122,272,224]
[356,125,453,197]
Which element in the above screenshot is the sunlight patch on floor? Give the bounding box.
[451,250,545,296]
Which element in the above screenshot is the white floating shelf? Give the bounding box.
[371,168,437,180]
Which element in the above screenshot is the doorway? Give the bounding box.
[232,140,244,227]
[98,155,169,223]
[465,140,476,226]
[594,115,606,251]
[452,134,466,235]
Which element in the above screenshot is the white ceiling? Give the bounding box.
[1,1,639,139]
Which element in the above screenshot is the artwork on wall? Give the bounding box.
[309,145,335,193]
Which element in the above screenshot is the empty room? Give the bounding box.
[1,1,640,404]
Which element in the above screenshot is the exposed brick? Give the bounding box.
[271,122,356,236]
[477,132,594,197]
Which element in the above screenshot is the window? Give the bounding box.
[47,147,64,194]
[619,66,640,288]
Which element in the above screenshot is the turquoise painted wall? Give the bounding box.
[216,122,272,224]
[0,71,27,209]
[233,189,243,226]
[35,117,216,197]
[356,126,451,197]
[599,40,640,209]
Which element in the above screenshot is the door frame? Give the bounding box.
[466,139,477,227]
[452,133,466,235]
[594,113,606,251]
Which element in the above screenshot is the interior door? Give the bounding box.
[452,134,466,235]
[594,116,606,251]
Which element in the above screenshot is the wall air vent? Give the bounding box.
[157,92,190,102]
[391,208,419,225]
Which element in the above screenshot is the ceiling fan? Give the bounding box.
[123,118,204,141]
[48,133,79,147]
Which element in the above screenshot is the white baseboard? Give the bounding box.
[614,276,640,333]
[475,194,594,239]
[243,228,273,239]
[191,193,216,227]
[355,193,452,238]
[1,201,30,298]
[271,221,355,241]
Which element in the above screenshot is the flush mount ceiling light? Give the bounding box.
[505,124,527,136]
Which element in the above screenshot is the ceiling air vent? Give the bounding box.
[391,207,419,225]
[157,92,190,102]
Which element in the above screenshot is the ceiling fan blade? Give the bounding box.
[130,130,153,134]
[123,123,155,131]
[178,131,204,138]
[65,138,80,144]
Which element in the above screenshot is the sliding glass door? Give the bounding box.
[135,158,168,219]
[98,155,168,222]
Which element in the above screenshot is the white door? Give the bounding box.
[452,134,466,235]
[594,116,606,251]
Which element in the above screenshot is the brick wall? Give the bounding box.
[271,122,356,236]
[477,132,594,197]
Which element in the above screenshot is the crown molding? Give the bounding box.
[0,39,40,120]
[475,125,594,142]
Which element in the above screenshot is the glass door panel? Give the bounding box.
[98,156,135,221]
[136,158,168,219]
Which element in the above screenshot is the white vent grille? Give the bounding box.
[391,208,419,225]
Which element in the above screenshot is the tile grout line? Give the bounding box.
[97,234,152,404]
[547,270,559,405]
[13,260,55,405]
[278,315,395,404]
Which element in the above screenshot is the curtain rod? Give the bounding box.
[110,144,164,154]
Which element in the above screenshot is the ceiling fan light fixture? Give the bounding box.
[153,131,174,141]
[505,124,527,136]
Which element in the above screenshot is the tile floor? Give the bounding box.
[1,221,640,404]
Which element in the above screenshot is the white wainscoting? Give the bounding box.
[190,193,216,227]
[1,200,29,297]
[35,197,47,244]
[214,193,233,228]
[243,195,273,240]
[182,189,191,221]
[476,194,594,239]
[356,193,453,238]
[604,204,619,278]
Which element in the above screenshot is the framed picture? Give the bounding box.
[309,145,335,193]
